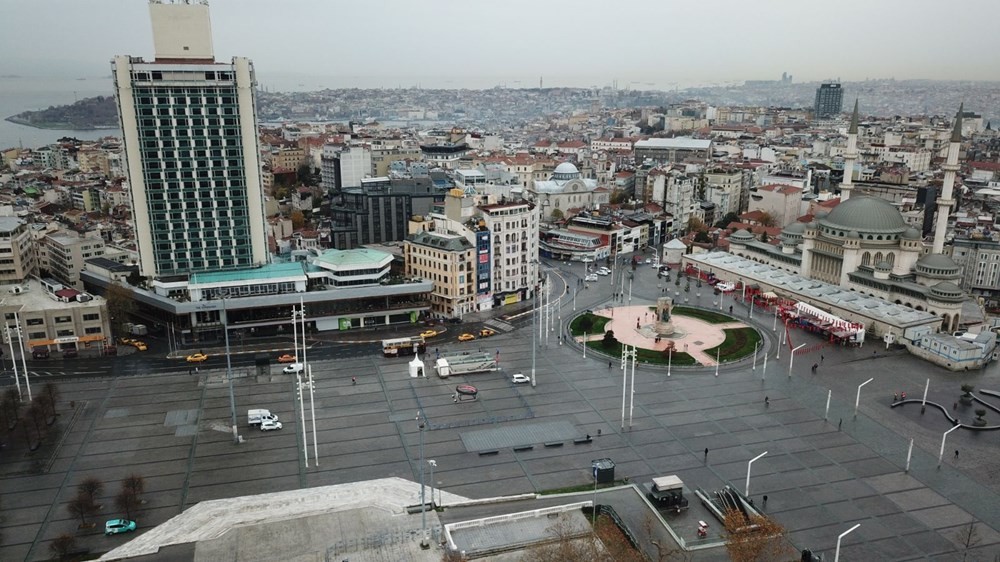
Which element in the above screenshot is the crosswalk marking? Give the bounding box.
[485,319,514,332]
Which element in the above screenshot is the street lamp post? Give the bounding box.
[531,282,538,388]
[418,412,428,548]
[714,347,720,377]
[788,342,806,377]
[761,352,767,380]
[667,346,672,377]
[745,451,768,496]
[834,523,861,562]
[938,425,960,468]
[752,341,759,371]
[855,377,874,418]
[427,459,437,508]
[221,295,238,444]
[5,324,22,400]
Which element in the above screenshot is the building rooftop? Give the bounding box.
[634,137,712,150]
[0,216,24,233]
[189,263,306,286]
[410,231,474,252]
[313,248,392,268]
[0,279,104,313]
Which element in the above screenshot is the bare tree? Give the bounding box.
[122,473,146,501]
[2,387,19,429]
[49,533,78,559]
[67,494,97,528]
[642,513,688,561]
[115,488,140,520]
[521,516,603,562]
[43,382,60,417]
[26,400,46,437]
[77,476,104,507]
[721,508,793,562]
[33,393,54,426]
[954,520,981,561]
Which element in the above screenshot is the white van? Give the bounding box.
[248,409,278,426]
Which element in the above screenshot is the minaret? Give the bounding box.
[932,104,963,254]
[839,99,859,201]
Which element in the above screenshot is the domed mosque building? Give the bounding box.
[526,162,608,216]
[738,195,966,331]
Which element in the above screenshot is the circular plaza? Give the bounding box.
[571,302,762,367]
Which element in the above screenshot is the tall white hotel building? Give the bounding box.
[112,0,268,278]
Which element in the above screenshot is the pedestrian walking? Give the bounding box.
[763,494,768,505]
[954,402,958,410]
[820,354,824,364]
[901,391,906,400]
[704,447,708,459]
[838,418,843,430]
[955,449,959,458]
[893,392,898,401]
[764,396,770,406]
[608,361,613,369]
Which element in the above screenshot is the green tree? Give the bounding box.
[296,164,315,186]
[550,208,564,220]
[715,211,740,228]
[602,330,618,350]
[609,189,629,205]
[757,212,776,227]
[106,282,137,338]
[759,231,769,243]
[290,210,306,230]
[694,231,712,244]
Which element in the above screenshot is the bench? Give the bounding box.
[478,450,499,456]
[573,437,593,444]
[513,445,534,452]
[544,442,564,448]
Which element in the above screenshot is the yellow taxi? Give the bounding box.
[420,330,438,338]
[186,353,209,363]
[277,354,297,363]
[457,333,476,342]
[478,328,496,338]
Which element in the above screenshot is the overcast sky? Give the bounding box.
[3,0,999,89]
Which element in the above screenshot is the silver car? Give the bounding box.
[260,419,283,431]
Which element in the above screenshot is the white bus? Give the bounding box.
[382,336,426,357]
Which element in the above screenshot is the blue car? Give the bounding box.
[105,519,136,536]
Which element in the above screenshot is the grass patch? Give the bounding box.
[539,479,631,495]
[586,340,699,366]
[672,306,734,324]
[570,313,611,336]
[703,327,762,362]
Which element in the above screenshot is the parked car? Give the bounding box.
[186,353,208,363]
[585,274,598,282]
[282,363,304,374]
[103,346,118,356]
[446,317,463,324]
[479,328,496,338]
[458,333,476,342]
[645,258,652,264]
[105,519,137,536]
[131,341,147,351]
[596,270,610,276]
[62,349,78,359]
[260,419,283,431]
[118,337,134,345]
[277,354,297,363]
[511,373,530,384]
[32,349,50,359]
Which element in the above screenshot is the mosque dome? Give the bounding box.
[902,227,922,240]
[730,229,754,242]
[782,222,807,235]
[820,196,907,235]
[552,162,581,181]
[915,253,961,277]
[929,281,964,301]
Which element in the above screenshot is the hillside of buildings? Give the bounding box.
[7,79,997,133]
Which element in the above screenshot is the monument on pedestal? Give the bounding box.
[656,297,675,336]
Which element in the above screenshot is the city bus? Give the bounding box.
[382,336,427,357]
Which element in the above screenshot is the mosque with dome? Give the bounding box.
[728,195,966,332]
[526,162,608,216]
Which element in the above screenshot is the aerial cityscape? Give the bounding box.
[2,0,1000,560]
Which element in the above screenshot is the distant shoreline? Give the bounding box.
[4,115,118,131]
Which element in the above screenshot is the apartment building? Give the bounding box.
[479,201,539,305]
[0,278,112,354]
[950,238,1000,308]
[0,217,39,286]
[45,233,106,290]
[705,168,744,217]
[748,184,803,228]
[404,231,476,318]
